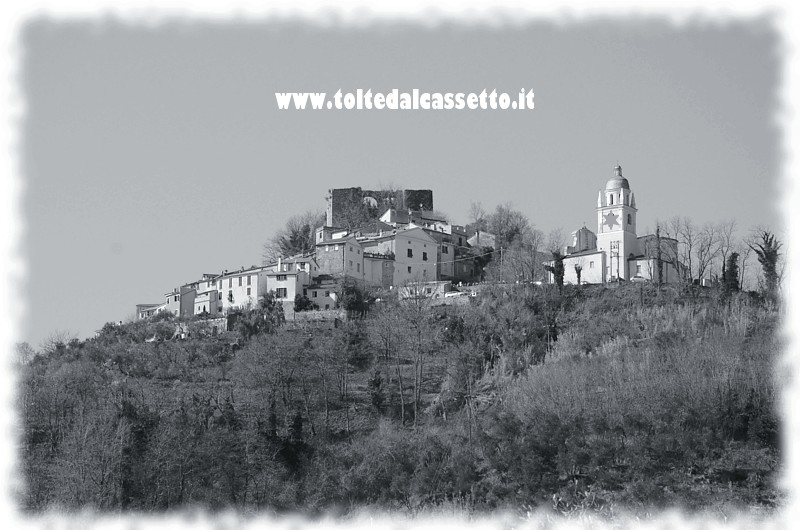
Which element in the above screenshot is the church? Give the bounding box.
[552,165,681,285]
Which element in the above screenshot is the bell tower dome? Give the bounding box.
[596,164,639,280]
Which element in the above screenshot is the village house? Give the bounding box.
[135,303,166,320]
[359,226,438,286]
[216,266,272,313]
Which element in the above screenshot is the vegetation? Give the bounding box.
[749,231,782,303]
[262,210,326,264]
[19,281,783,518]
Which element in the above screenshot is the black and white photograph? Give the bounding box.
[3,1,798,527]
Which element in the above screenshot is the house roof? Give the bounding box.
[315,234,358,246]
[354,220,396,235]
[265,269,302,276]
[564,249,603,258]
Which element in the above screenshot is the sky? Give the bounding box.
[18,16,782,347]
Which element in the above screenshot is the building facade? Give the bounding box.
[553,165,680,285]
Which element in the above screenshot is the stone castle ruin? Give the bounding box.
[326,187,434,228]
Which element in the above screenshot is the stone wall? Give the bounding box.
[327,187,434,227]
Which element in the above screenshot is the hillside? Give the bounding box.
[18,282,783,519]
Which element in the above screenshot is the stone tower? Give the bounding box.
[595,165,638,280]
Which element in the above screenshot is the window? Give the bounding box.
[228,278,232,287]
[334,244,339,251]
[349,260,353,267]
[174,295,178,302]
[276,288,288,298]
[357,249,360,255]
[407,248,413,258]
[349,246,353,252]
[325,290,330,297]
[228,290,233,303]
[589,261,594,269]
[423,269,427,277]
[312,291,318,298]
[357,263,360,272]
[408,266,412,273]
[325,304,330,310]
[426,287,432,294]
[303,289,307,296]
[247,275,251,285]
[247,287,251,296]
[609,195,614,205]
[627,214,632,225]
[238,277,242,287]
[326,246,330,252]
[636,265,642,273]
[422,252,428,261]
[277,274,287,281]
[442,246,448,254]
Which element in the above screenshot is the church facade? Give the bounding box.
[553,165,681,285]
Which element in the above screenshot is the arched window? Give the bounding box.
[609,195,614,205]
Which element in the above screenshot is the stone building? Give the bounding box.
[326,187,434,228]
[552,165,681,285]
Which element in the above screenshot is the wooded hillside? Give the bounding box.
[18,283,783,518]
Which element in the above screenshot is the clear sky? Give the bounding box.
[19,17,781,346]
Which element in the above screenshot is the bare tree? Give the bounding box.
[716,220,737,282]
[469,201,488,232]
[574,261,584,286]
[488,203,530,250]
[262,210,325,264]
[695,222,721,283]
[662,217,698,283]
[546,227,567,255]
[517,227,546,282]
[337,200,377,232]
[15,342,37,365]
[736,239,754,291]
[39,330,78,355]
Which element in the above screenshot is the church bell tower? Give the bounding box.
[596,165,638,280]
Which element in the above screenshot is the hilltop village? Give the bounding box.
[135,166,682,322]
[26,166,782,516]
